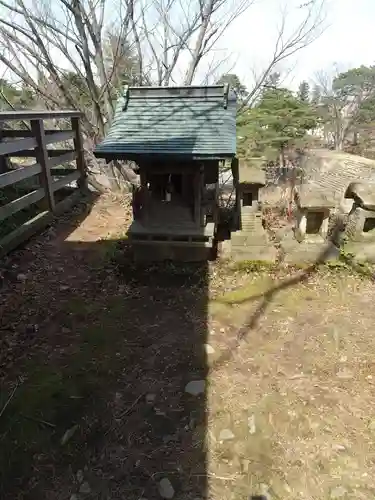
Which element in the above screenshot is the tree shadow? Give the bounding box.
[212,226,344,373]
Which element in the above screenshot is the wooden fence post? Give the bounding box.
[71,116,88,193]
[31,119,55,212]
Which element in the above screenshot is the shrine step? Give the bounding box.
[130,238,213,248]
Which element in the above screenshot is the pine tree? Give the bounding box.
[237,87,319,163]
[264,72,281,89]
[216,73,248,101]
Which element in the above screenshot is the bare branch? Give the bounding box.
[0,0,85,49]
[240,0,326,111]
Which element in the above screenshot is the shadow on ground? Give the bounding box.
[2,195,366,500]
[0,196,209,500]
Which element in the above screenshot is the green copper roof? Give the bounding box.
[94,85,236,159]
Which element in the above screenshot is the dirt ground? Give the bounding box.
[1,193,375,500]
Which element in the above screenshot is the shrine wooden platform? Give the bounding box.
[128,220,215,246]
[128,199,215,247]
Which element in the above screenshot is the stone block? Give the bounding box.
[241,212,263,232]
[346,181,375,210]
[340,198,354,214]
[281,237,339,265]
[231,231,269,246]
[231,244,278,263]
[230,226,277,262]
[132,243,210,262]
[345,207,375,242]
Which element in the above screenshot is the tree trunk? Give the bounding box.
[279,147,285,169]
[184,0,215,85]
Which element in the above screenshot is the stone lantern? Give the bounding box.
[294,187,335,243]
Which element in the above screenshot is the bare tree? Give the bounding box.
[0,0,327,123]
[0,0,255,126]
[133,0,255,86]
[314,67,343,148]
[2,0,141,126]
[0,0,138,189]
[314,65,375,150]
[0,0,326,190]
[239,0,326,111]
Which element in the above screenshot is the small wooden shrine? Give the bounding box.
[94,85,237,260]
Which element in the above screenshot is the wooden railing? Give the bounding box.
[0,110,88,257]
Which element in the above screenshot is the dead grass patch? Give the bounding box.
[206,270,375,499]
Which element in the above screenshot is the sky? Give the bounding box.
[1,0,374,93]
[199,0,375,90]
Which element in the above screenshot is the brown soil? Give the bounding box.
[1,193,375,500]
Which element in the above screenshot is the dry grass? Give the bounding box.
[206,271,375,499]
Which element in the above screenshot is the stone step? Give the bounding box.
[241,214,262,220]
[241,222,264,233]
[241,224,263,231]
[231,232,269,245]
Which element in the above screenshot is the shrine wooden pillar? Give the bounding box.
[194,166,204,226]
[213,181,219,225]
[181,173,189,202]
[139,169,148,223]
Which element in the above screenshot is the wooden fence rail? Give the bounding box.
[0,110,88,258]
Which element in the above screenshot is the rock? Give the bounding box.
[17,273,27,282]
[337,369,353,380]
[185,380,205,396]
[62,327,71,334]
[241,459,250,473]
[368,419,375,431]
[162,434,176,444]
[60,285,70,291]
[60,424,78,445]
[79,481,91,494]
[219,428,235,441]
[70,495,79,500]
[332,444,346,452]
[158,477,175,499]
[76,469,84,483]
[204,344,215,354]
[248,414,256,435]
[146,393,156,404]
[330,486,347,498]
